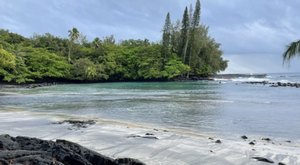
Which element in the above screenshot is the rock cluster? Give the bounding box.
[244,81,300,88]
[0,134,145,165]
[53,120,96,129]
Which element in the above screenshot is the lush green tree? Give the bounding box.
[190,25,227,75]
[161,12,172,62]
[136,44,164,79]
[0,29,27,44]
[191,0,201,28]
[163,56,190,79]
[0,48,16,81]
[169,0,227,77]
[283,40,300,63]
[72,58,108,81]
[8,56,34,84]
[120,39,150,47]
[186,0,201,77]
[23,47,71,80]
[31,33,69,56]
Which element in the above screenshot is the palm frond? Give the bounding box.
[283,40,300,64]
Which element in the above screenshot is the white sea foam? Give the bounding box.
[231,77,270,82]
[214,76,270,83]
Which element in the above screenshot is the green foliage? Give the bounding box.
[31,33,69,56]
[72,58,108,81]
[192,0,201,28]
[0,2,227,84]
[283,40,300,64]
[22,47,71,80]
[0,29,27,45]
[103,35,116,45]
[162,13,172,61]
[136,45,164,79]
[0,48,16,81]
[179,7,190,64]
[166,0,227,77]
[163,56,190,79]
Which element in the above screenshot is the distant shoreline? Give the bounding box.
[4,73,299,89]
[0,74,270,88]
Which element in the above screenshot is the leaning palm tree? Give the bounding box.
[283,40,300,63]
[68,27,80,63]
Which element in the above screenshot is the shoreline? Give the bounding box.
[0,76,214,89]
[3,73,300,90]
[0,110,299,165]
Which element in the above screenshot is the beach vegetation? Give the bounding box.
[0,0,227,83]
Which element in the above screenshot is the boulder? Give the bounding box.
[0,134,145,165]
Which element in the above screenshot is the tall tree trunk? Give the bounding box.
[187,47,192,78]
[68,44,71,63]
[182,37,189,64]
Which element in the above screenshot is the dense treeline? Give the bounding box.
[0,0,227,84]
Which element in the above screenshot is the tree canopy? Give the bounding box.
[0,0,227,84]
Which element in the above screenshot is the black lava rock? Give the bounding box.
[262,138,271,142]
[252,157,274,164]
[241,135,248,140]
[249,141,255,145]
[53,120,96,129]
[0,134,145,165]
[215,140,222,144]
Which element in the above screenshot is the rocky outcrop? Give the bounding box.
[244,81,300,88]
[53,120,96,129]
[0,134,145,165]
[252,157,274,163]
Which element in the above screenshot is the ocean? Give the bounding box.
[0,73,300,139]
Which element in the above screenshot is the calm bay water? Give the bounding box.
[1,73,300,139]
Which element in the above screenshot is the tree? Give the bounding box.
[163,56,190,79]
[161,12,172,63]
[72,58,108,81]
[192,0,201,29]
[68,27,80,63]
[0,48,16,81]
[103,35,116,45]
[187,0,201,77]
[23,48,71,80]
[283,40,300,63]
[179,7,190,64]
[31,33,69,56]
[170,20,181,54]
[92,37,101,49]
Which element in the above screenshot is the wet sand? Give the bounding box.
[0,110,299,165]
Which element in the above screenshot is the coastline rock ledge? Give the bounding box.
[0,134,145,165]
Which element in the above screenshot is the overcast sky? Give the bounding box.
[1,0,300,73]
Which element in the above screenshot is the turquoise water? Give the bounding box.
[1,74,300,139]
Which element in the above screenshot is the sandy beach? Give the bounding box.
[0,109,299,165]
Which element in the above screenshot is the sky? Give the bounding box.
[1,0,300,73]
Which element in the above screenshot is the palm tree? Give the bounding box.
[92,37,101,49]
[68,27,80,63]
[283,40,300,63]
